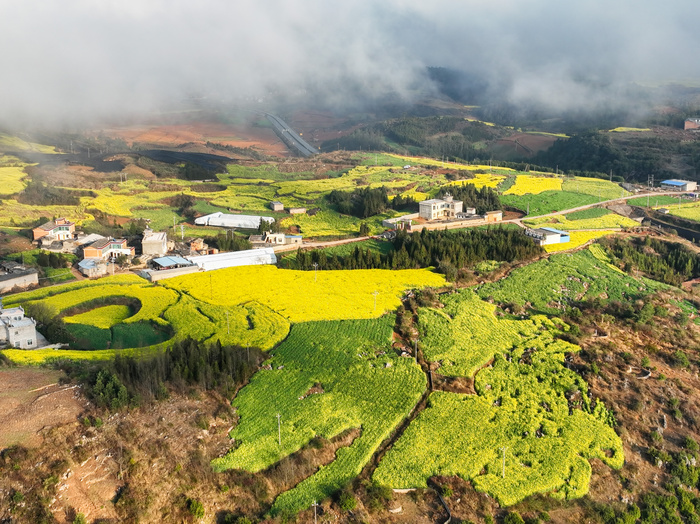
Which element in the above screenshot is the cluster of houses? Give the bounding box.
[383,193,503,232]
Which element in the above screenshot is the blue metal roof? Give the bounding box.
[152,256,192,267]
[661,180,686,186]
[540,227,569,235]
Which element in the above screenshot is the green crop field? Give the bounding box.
[418,289,564,377]
[501,191,600,216]
[627,195,680,207]
[211,316,425,515]
[374,354,622,506]
[478,246,666,312]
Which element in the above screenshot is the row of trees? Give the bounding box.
[62,338,264,409]
[437,184,501,214]
[326,187,417,218]
[285,227,543,279]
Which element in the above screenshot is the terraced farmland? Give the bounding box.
[211,316,426,515]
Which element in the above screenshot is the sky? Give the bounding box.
[1,0,699,126]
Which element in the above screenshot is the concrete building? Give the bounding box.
[419,194,463,220]
[685,118,700,131]
[141,228,168,256]
[32,218,75,242]
[195,212,275,230]
[83,238,135,260]
[77,258,108,278]
[288,207,307,215]
[525,227,571,246]
[0,303,37,349]
[258,232,303,246]
[660,179,698,192]
[484,210,503,223]
[270,201,284,212]
[187,248,277,271]
[0,264,39,294]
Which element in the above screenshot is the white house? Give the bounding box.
[141,228,168,256]
[419,194,463,221]
[0,303,37,349]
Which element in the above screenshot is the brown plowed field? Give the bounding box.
[103,121,286,156]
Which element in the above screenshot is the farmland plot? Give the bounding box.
[211,316,425,515]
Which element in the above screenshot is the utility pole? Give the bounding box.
[312,262,318,282]
[276,413,282,446]
[180,224,184,240]
[312,500,320,524]
[372,290,379,312]
[500,447,507,478]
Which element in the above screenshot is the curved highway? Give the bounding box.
[265,113,318,157]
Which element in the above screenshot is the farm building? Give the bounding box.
[150,256,194,271]
[484,210,503,223]
[141,228,168,256]
[187,248,277,272]
[288,207,307,215]
[382,213,420,229]
[685,118,700,131]
[32,218,75,242]
[270,201,284,212]
[660,179,698,192]
[195,212,275,230]
[250,232,303,247]
[77,258,108,278]
[83,238,135,260]
[0,263,39,294]
[0,302,37,349]
[525,227,571,246]
[419,194,464,220]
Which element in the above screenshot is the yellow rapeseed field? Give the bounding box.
[505,175,563,196]
[526,214,639,230]
[544,230,616,253]
[163,265,447,323]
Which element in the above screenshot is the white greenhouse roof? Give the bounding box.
[194,212,275,229]
[187,248,277,271]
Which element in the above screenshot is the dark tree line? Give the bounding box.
[60,338,264,409]
[284,227,543,279]
[327,187,417,218]
[437,184,501,214]
[18,180,94,206]
[600,235,700,286]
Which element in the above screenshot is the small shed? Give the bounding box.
[270,201,284,212]
[660,179,698,192]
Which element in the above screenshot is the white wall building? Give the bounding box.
[419,194,464,221]
[0,304,37,349]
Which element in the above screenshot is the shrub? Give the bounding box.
[684,436,699,452]
[504,511,526,524]
[338,491,357,511]
[187,498,205,519]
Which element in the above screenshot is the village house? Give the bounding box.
[32,218,75,242]
[0,301,38,349]
[419,194,464,221]
[685,118,700,131]
[249,232,303,248]
[0,262,39,294]
[141,228,168,256]
[82,238,135,260]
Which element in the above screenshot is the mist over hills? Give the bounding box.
[1,0,699,128]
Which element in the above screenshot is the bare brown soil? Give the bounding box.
[0,368,85,450]
[102,121,286,157]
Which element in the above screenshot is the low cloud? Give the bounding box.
[0,0,698,127]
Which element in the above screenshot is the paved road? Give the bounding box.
[264,113,318,157]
